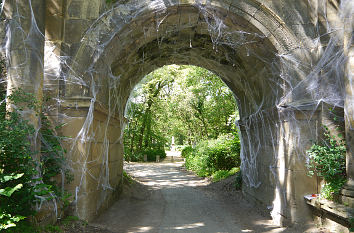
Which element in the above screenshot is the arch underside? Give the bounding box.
[66,3,305,117]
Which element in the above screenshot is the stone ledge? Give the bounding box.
[305,195,354,230]
[59,97,121,122]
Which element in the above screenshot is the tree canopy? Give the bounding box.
[124,65,238,161]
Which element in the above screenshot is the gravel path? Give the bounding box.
[88,162,328,233]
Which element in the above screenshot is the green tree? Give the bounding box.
[124,65,238,161]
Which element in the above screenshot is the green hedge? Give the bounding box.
[182,133,241,177]
[128,148,167,162]
[145,149,166,161]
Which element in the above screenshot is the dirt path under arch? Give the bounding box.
[80,162,328,233]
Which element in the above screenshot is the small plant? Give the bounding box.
[0,173,26,230]
[106,0,118,4]
[42,224,62,232]
[123,171,134,185]
[61,215,80,227]
[306,126,346,200]
[0,89,71,230]
[235,171,242,190]
[349,217,354,232]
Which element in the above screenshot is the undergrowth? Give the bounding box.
[0,89,71,231]
[182,132,241,186]
[306,126,346,200]
[212,167,240,182]
[123,171,134,185]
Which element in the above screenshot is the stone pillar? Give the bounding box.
[4,0,45,125]
[341,2,354,206]
[342,45,354,207]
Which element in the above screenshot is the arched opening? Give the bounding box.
[57,2,318,225]
[123,64,239,163]
[2,0,351,230]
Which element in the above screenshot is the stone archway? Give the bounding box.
[3,0,353,226]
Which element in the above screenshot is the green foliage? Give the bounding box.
[181,146,194,158]
[234,170,242,190]
[0,212,26,230]
[105,0,118,5]
[0,174,24,197]
[123,171,133,185]
[124,65,238,161]
[139,149,166,162]
[0,91,41,230]
[0,89,71,231]
[183,133,241,179]
[40,110,72,195]
[41,224,62,232]
[212,167,239,182]
[349,217,354,232]
[60,215,80,227]
[306,126,346,200]
[205,134,241,172]
[62,192,72,209]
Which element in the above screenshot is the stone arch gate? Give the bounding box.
[2,0,353,226]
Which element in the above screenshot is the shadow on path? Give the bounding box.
[91,162,327,233]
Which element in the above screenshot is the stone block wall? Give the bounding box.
[58,98,123,221]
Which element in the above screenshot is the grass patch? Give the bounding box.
[61,215,80,227]
[212,167,240,182]
[123,171,134,185]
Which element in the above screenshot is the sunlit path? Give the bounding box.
[90,162,322,233]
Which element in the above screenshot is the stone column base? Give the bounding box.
[341,185,354,208]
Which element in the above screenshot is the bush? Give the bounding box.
[306,126,346,200]
[205,134,241,172]
[0,90,45,230]
[0,89,70,230]
[145,148,166,162]
[128,148,166,162]
[184,133,241,178]
[181,146,194,158]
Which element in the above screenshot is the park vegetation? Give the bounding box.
[306,126,346,200]
[124,65,241,182]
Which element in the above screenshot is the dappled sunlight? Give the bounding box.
[92,161,325,232]
[125,162,208,189]
[127,226,154,233]
[169,222,205,230]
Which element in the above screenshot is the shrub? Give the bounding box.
[185,152,209,177]
[184,132,241,178]
[0,89,70,230]
[205,134,241,172]
[129,152,143,162]
[306,126,346,200]
[145,148,166,161]
[0,90,43,230]
[181,146,194,158]
[129,148,167,162]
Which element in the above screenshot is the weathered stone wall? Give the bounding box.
[58,98,123,220]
